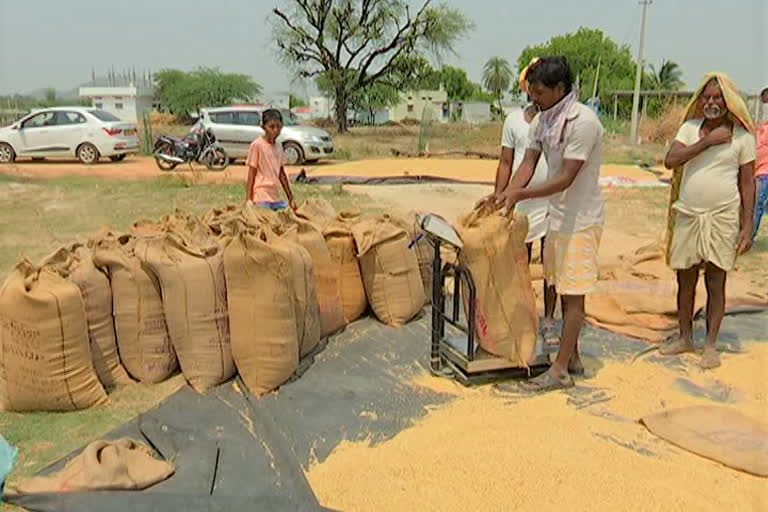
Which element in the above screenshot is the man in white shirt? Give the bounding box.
[489,56,605,393]
[662,75,756,369]
[495,102,559,346]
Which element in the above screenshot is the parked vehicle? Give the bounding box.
[0,107,139,164]
[153,123,228,171]
[195,106,334,165]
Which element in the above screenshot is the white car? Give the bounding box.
[197,106,334,165]
[0,107,139,164]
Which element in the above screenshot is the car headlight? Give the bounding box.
[303,134,322,143]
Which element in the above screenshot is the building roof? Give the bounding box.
[79,85,154,97]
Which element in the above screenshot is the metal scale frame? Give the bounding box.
[419,213,550,386]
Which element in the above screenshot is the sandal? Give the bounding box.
[541,320,560,347]
[519,370,574,394]
[658,337,694,356]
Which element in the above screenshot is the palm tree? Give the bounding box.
[482,57,514,119]
[648,59,684,91]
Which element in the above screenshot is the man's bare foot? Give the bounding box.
[568,356,585,376]
[659,337,694,356]
[699,347,721,369]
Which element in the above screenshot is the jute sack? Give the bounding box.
[323,212,367,324]
[10,438,174,493]
[0,261,107,411]
[44,245,132,390]
[202,205,244,239]
[387,212,433,306]
[275,210,344,338]
[222,227,299,395]
[136,231,234,393]
[456,208,538,366]
[93,234,177,383]
[269,226,322,357]
[297,198,337,230]
[351,216,425,327]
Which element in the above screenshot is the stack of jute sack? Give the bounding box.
[0,200,433,411]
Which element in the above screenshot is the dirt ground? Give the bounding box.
[0,155,670,185]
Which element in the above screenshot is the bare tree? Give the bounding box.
[272,0,473,132]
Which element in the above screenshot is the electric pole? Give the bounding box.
[630,0,651,145]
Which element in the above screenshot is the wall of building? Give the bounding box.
[388,90,449,123]
[79,86,155,122]
[460,102,492,123]
[310,96,332,119]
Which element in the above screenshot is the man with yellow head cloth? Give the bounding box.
[662,74,756,369]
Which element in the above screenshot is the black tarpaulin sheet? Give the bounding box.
[5,311,767,511]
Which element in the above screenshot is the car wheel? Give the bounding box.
[77,143,100,164]
[109,154,127,162]
[0,143,16,163]
[283,142,304,165]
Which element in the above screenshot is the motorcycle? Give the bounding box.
[153,124,228,171]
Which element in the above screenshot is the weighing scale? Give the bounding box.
[417,213,551,385]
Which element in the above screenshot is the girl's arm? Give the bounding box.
[246,166,256,203]
[278,166,297,211]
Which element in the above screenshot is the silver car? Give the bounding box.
[196,106,334,165]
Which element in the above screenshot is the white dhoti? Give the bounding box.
[669,198,741,271]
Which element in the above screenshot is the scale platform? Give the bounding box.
[418,213,551,386]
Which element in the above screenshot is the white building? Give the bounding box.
[388,89,449,123]
[310,96,332,119]
[78,84,156,122]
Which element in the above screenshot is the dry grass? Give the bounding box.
[639,104,686,145]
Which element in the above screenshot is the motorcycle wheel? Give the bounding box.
[153,140,179,171]
[203,147,228,171]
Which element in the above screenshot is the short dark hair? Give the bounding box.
[761,87,768,97]
[526,56,573,93]
[262,108,283,125]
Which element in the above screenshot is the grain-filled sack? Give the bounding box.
[93,234,177,383]
[456,208,537,366]
[202,205,244,238]
[270,227,322,357]
[324,212,367,324]
[0,261,107,411]
[240,205,323,353]
[297,198,337,230]
[222,227,299,395]
[136,232,234,393]
[352,216,425,327]
[387,212,434,305]
[44,245,132,389]
[275,210,344,338]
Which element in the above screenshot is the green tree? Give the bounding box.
[289,94,308,108]
[154,67,262,121]
[482,56,513,118]
[41,88,57,107]
[642,59,685,118]
[517,27,637,116]
[358,82,401,124]
[272,0,473,132]
[439,66,476,100]
[647,59,684,91]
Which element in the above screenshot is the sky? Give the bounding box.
[1,0,766,97]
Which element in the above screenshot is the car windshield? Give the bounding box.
[88,109,121,122]
[279,109,298,126]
